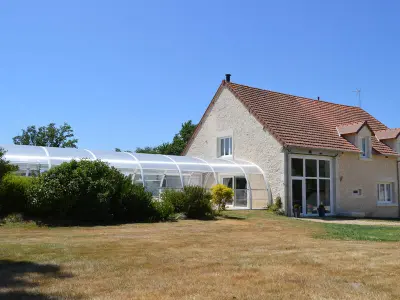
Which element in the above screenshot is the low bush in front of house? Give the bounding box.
[0,174,35,216]
[267,196,285,215]
[210,184,234,212]
[27,160,173,223]
[161,186,214,219]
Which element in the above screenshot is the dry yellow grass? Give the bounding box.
[1,211,400,299]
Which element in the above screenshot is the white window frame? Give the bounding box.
[220,175,249,209]
[359,136,372,159]
[377,182,393,204]
[218,136,233,158]
[397,139,400,153]
[289,154,334,216]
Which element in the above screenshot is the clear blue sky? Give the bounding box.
[1,0,399,151]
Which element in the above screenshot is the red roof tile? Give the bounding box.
[183,81,399,156]
[336,121,368,136]
[375,128,400,140]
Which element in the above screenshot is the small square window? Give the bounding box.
[218,137,232,157]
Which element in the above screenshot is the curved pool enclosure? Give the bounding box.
[0,144,270,209]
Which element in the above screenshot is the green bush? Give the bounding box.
[0,174,35,216]
[151,200,175,221]
[160,186,214,219]
[267,196,284,215]
[184,186,213,219]
[0,148,18,182]
[160,189,186,213]
[120,183,159,222]
[27,160,161,223]
[211,184,234,212]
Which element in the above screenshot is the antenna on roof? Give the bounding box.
[352,88,361,107]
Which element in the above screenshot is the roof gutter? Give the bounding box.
[286,147,340,158]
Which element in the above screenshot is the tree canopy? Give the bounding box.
[13,122,78,148]
[0,148,18,181]
[116,120,197,155]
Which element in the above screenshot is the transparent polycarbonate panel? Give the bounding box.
[0,144,49,166]
[89,150,139,170]
[167,155,213,173]
[162,175,183,189]
[183,172,202,186]
[143,174,164,197]
[233,159,262,175]
[133,173,143,182]
[46,147,93,166]
[207,158,245,175]
[134,153,179,171]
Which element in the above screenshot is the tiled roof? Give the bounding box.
[183,81,399,156]
[375,128,400,140]
[336,121,367,136]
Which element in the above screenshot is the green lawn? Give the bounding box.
[319,223,400,242]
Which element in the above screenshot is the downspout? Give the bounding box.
[283,147,290,216]
[397,161,400,217]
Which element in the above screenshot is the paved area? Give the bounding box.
[300,217,400,226]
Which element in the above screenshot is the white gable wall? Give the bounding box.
[185,87,285,206]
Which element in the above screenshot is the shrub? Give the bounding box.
[182,186,213,219]
[0,148,18,182]
[160,189,186,213]
[211,184,234,212]
[267,196,284,215]
[120,183,159,222]
[151,200,175,221]
[160,186,214,219]
[1,213,24,224]
[27,160,157,223]
[0,174,35,216]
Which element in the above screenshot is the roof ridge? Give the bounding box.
[375,128,400,132]
[227,81,362,110]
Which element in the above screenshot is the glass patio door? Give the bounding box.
[234,177,247,207]
[222,177,234,206]
[291,179,303,210]
[291,156,332,216]
[222,176,247,207]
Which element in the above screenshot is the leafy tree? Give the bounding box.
[134,120,197,155]
[0,148,18,181]
[13,123,78,148]
[115,148,132,153]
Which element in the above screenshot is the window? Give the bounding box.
[218,137,232,157]
[360,137,371,159]
[397,139,400,153]
[377,183,393,203]
[290,157,332,214]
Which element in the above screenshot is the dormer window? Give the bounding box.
[360,137,371,159]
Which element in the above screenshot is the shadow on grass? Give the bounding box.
[0,259,79,299]
[219,215,247,220]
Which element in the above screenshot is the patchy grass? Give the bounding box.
[1,210,400,299]
[319,223,400,242]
